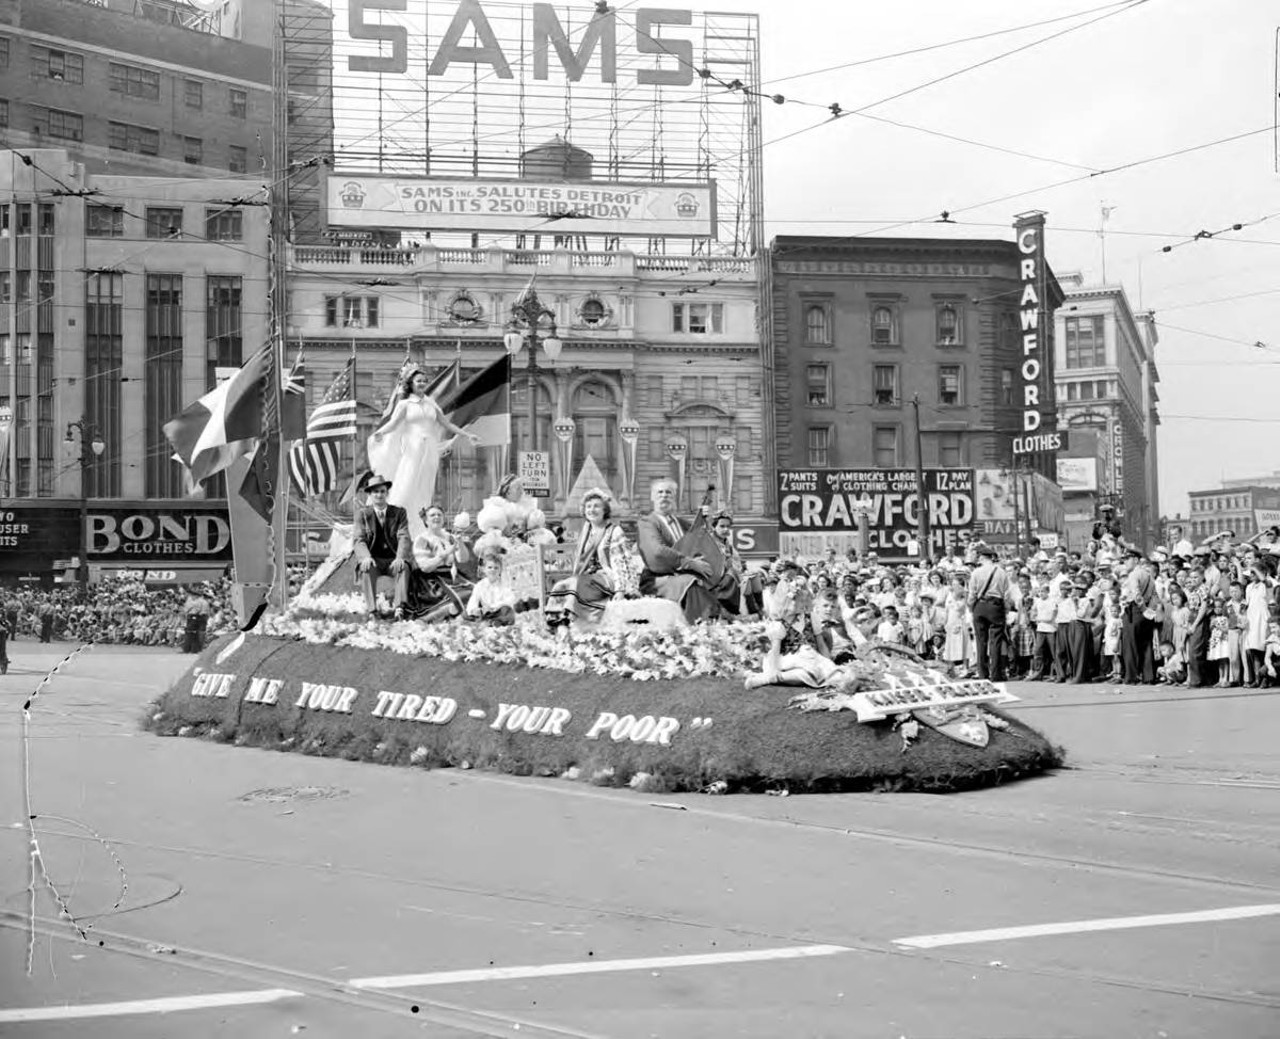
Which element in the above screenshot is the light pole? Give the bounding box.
[65,419,105,591]
[503,289,563,457]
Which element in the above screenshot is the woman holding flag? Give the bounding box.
[369,368,480,539]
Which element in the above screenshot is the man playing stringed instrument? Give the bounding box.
[636,478,721,623]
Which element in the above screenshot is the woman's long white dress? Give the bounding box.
[1245,578,1271,653]
[367,394,450,539]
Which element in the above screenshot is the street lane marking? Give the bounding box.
[349,944,851,989]
[895,903,1280,949]
[0,988,303,1023]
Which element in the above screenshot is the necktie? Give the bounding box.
[666,516,681,542]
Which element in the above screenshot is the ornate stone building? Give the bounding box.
[287,242,765,523]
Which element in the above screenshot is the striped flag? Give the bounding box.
[441,354,511,447]
[281,352,307,440]
[289,359,357,496]
[163,344,271,483]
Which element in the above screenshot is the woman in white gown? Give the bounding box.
[367,368,479,539]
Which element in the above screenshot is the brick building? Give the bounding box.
[1053,274,1160,548]
[768,234,1064,480]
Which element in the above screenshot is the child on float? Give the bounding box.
[464,551,517,626]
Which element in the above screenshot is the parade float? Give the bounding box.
[146,546,1064,795]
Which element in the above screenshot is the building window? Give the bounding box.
[873,364,898,406]
[735,474,753,512]
[803,302,830,345]
[0,37,8,69]
[42,107,83,141]
[108,62,161,100]
[206,276,243,378]
[672,302,723,334]
[86,205,124,238]
[806,363,831,407]
[0,273,8,304]
[324,296,378,328]
[1064,315,1106,368]
[184,79,203,109]
[936,303,962,345]
[870,304,898,346]
[33,46,84,84]
[108,121,159,156]
[872,426,899,467]
[228,145,247,173]
[939,431,963,467]
[1080,381,1094,400]
[0,99,8,129]
[183,137,203,165]
[938,364,963,406]
[205,208,243,241]
[230,88,247,118]
[145,274,183,498]
[1001,368,1014,406]
[646,375,663,407]
[145,207,183,239]
[646,427,663,463]
[85,273,123,497]
[734,425,752,459]
[807,427,830,467]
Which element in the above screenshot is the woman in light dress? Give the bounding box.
[943,575,971,674]
[544,489,641,627]
[1244,564,1273,686]
[368,368,479,539]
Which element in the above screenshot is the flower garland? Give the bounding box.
[263,593,771,682]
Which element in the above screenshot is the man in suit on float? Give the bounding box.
[354,474,413,619]
[636,478,719,623]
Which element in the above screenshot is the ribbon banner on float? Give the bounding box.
[779,468,974,559]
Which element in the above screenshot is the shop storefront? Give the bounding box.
[0,502,232,588]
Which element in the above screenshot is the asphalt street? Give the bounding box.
[1,641,1277,1038]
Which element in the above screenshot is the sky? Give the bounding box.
[740,0,1280,518]
[324,0,1280,518]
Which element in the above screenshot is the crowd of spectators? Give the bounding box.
[754,523,1280,689]
[1,578,236,649]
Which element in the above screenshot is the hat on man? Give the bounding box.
[365,474,393,492]
[1123,547,1144,561]
[975,541,997,558]
[1193,546,1212,557]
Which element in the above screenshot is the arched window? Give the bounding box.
[937,304,960,345]
[871,305,895,345]
[804,304,830,345]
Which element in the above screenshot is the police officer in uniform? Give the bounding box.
[967,542,1013,681]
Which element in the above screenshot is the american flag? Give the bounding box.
[289,359,357,495]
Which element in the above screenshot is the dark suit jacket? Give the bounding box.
[354,504,412,565]
[636,510,687,576]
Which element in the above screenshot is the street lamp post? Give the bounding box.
[65,419,105,591]
[503,289,563,457]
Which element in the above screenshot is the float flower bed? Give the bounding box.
[145,602,1064,794]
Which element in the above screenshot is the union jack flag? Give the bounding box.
[289,359,357,496]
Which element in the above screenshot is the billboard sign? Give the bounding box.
[328,176,715,237]
[778,468,974,557]
[1057,457,1099,493]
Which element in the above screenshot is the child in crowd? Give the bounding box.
[1101,589,1123,682]
[465,551,517,625]
[905,603,928,656]
[1156,639,1186,685]
[1030,584,1058,681]
[876,604,905,645]
[1207,597,1231,687]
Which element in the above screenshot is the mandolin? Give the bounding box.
[674,484,726,586]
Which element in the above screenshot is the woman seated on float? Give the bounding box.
[403,505,464,622]
[543,488,642,628]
